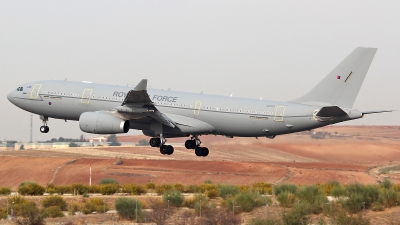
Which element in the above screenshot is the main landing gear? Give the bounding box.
[149,135,209,157]
[185,136,209,157]
[149,137,174,155]
[40,116,49,133]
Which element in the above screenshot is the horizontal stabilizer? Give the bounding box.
[316,106,347,117]
[362,110,395,115]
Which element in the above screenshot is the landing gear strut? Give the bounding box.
[185,136,209,157]
[40,116,49,133]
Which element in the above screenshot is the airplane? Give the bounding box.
[7,47,392,157]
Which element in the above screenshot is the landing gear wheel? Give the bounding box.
[201,147,209,157]
[40,126,49,133]
[166,145,174,155]
[150,138,161,147]
[195,147,203,156]
[160,145,174,155]
[185,140,196,149]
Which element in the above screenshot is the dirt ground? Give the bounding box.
[0,125,399,188]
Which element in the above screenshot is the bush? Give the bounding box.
[155,184,173,195]
[277,191,296,208]
[81,198,109,214]
[229,192,272,213]
[0,187,11,195]
[332,211,370,225]
[281,203,311,225]
[69,142,78,147]
[71,184,90,195]
[184,194,207,209]
[342,193,365,214]
[13,201,44,225]
[54,185,73,195]
[218,184,240,199]
[273,184,297,195]
[42,195,67,210]
[43,206,64,218]
[296,185,327,214]
[18,181,45,196]
[185,185,200,193]
[379,189,400,208]
[115,198,142,220]
[163,190,184,207]
[371,202,385,211]
[99,178,120,185]
[331,185,346,197]
[381,178,393,189]
[206,188,219,199]
[249,217,281,225]
[68,202,80,215]
[252,182,273,194]
[0,208,7,220]
[173,183,185,192]
[98,183,120,195]
[199,183,218,193]
[123,184,147,195]
[146,182,156,189]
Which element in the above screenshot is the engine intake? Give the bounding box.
[79,112,130,134]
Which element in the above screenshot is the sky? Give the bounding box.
[1,1,399,142]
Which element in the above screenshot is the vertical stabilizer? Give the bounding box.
[290,47,377,108]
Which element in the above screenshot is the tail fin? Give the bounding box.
[291,47,377,108]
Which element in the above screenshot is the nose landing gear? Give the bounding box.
[40,116,49,133]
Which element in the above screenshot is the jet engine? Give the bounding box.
[79,112,130,134]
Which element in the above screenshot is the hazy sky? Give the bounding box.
[1,1,399,142]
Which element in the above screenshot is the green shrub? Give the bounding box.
[155,184,173,195]
[344,184,380,210]
[185,184,200,193]
[98,183,120,195]
[44,206,64,218]
[71,184,90,195]
[145,182,156,189]
[173,183,185,192]
[296,185,327,214]
[199,184,218,193]
[332,210,370,225]
[123,184,147,195]
[99,178,120,185]
[68,202,81,215]
[54,185,73,195]
[218,184,240,199]
[18,181,45,196]
[115,198,142,220]
[371,202,385,211]
[273,184,297,195]
[252,182,273,194]
[163,190,184,207]
[184,194,207,209]
[277,191,296,208]
[206,188,219,199]
[281,203,311,225]
[238,185,251,193]
[81,198,109,214]
[379,189,400,208]
[0,187,11,195]
[331,185,346,197]
[381,178,393,189]
[13,201,44,224]
[342,193,365,214]
[0,208,7,219]
[229,192,272,213]
[42,195,67,210]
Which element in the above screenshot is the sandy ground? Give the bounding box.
[0,125,399,188]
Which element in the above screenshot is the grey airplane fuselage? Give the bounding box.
[7,80,362,138]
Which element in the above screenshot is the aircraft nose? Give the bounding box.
[7,90,15,104]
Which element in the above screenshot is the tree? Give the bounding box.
[20,144,25,150]
[115,198,142,221]
[144,198,173,225]
[108,134,121,146]
[69,142,78,147]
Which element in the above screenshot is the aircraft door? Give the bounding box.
[81,89,93,104]
[274,106,286,122]
[30,84,42,99]
[194,101,202,116]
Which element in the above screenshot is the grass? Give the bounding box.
[380,165,400,174]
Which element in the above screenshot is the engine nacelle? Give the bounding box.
[79,112,130,134]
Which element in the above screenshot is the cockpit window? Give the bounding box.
[17,87,23,91]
